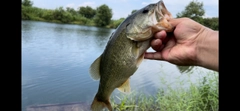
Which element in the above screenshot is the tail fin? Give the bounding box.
[91,96,112,111]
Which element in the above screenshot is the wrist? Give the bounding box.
[195,27,219,71]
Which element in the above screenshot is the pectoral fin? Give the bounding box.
[136,53,144,67]
[89,55,101,80]
[131,42,140,58]
[117,78,131,94]
[131,42,145,67]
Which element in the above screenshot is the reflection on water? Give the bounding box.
[176,65,195,73]
[93,28,113,49]
[21,20,216,111]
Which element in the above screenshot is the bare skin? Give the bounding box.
[145,18,218,71]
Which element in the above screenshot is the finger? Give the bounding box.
[160,37,176,60]
[162,32,173,44]
[163,37,176,50]
[154,30,167,40]
[144,52,163,60]
[151,39,162,51]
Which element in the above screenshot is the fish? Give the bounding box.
[89,0,173,111]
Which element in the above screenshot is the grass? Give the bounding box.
[110,69,218,111]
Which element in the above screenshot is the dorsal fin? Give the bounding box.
[89,55,101,80]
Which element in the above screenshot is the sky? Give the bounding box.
[31,0,218,20]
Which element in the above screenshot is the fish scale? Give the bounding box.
[89,0,173,111]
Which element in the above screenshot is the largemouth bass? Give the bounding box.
[89,0,173,110]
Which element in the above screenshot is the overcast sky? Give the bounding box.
[31,0,218,20]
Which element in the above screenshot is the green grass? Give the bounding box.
[110,70,218,111]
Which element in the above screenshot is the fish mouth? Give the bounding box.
[126,0,173,41]
[150,0,173,32]
[155,1,163,22]
[155,0,172,21]
[147,1,162,25]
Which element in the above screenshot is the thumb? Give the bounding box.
[169,18,188,28]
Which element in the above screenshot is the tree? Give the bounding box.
[53,7,65,21]
[176,0,205,24]
[94,4,112,27]
[131,10,138,14]
[53,7,73,23]
[176,0,218,30]
[66,7,77,15]
[202,17,218,30]
[113,18,125,28]
[78,6,96,19]
[42,9,54,20]
[22,0,33,7]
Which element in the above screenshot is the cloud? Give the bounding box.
[141,0,218,7]
[141,0,160,5]
[104,0,128,2]
[78,2,96,8]
[65,2,97,10]
[66,3,75,8]
[141,2,148,5]
[203,0,218,6]
[112,10,130,20]
[148,0,218,18]
[32,0,218,19]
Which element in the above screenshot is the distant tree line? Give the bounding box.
[22,0,218,30]
[22,0,115,28]
[176,0,218,30]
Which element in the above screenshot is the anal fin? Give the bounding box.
[117,78,131,94]
[89,55,101,80]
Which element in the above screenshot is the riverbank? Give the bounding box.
[111,71,218,111]
[26,71,218,111]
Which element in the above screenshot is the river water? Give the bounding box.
[21,20,215,111]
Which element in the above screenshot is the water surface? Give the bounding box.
[21,20,215,111]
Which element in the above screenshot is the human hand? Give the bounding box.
[145,17,218,70]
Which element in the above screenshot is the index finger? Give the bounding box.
[155,30,167,40]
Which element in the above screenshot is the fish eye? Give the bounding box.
[142,9,149,13]
[126,23,130,27]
